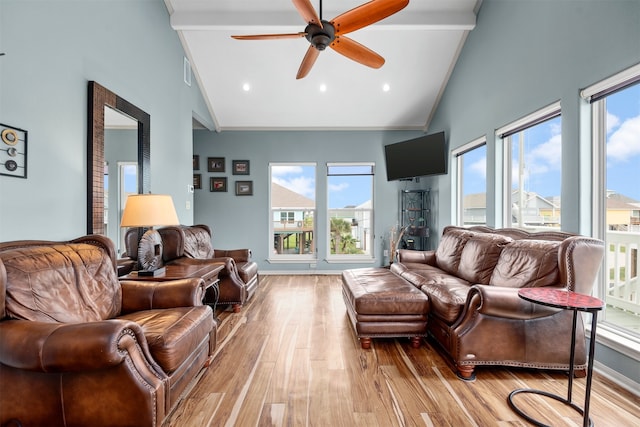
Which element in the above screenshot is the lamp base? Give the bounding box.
[138,266,166,277]
[137,228,165,273]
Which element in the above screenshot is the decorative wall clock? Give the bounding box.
[1,123,27,178]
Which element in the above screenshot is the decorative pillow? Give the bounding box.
[458,233,513,284]
[489,239,560,288]
[2,244,121,323]
[435,226,475,275]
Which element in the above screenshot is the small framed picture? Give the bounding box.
[232,160,250,175]
[193,173,202,189]
[193,155,200,170]
[207,157,225,173]
[210,177,227,192]
[235,180,253,196]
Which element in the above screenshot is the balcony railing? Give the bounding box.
[606,231,639,316]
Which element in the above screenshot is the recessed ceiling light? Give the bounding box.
[319,84,327,92]
[242,83,251,92]
[382,83,390,92]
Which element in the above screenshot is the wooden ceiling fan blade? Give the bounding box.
[296,45,320,79]
[231,33,306,40]
[292,0,322,26]
[330,36,384,69]
[331,0,409,35]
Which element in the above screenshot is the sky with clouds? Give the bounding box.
[463,83,640,202]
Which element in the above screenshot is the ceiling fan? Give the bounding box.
[231,0,409,79]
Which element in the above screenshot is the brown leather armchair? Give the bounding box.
[157,225,259,313]
[0,235,216,427]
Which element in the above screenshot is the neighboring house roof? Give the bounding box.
[512,190,558,209]
[271,182,315,209]
[606,191,640,210]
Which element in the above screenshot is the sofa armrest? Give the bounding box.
[120,278,205,313]
[0,319,159,373]
[396,249,436,265]
[461,285,562,321]
[214,248,251,262]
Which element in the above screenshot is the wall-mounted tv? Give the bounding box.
[384,131,447,181]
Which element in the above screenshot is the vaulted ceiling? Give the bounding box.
[164,0,480,131]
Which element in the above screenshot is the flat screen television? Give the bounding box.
[384,131,447,181]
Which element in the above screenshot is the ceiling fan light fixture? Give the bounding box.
[305,21,335,51]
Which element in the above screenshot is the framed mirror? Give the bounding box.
[87,81,150,236]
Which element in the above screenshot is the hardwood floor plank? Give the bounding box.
[165,275,640,427]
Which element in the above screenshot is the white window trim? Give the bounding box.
[586,64,640,358]
[498,101,562,228]
[496,100,561,137]
[580,62,640,101]
[451,136,486,226]
[268,162,317,263]
[326,162,375,262]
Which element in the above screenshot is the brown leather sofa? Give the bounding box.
[157,225,259,313]
[0,235,216,427]
[345,226,605,380]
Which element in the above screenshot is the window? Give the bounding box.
[584,63,640,341]
[498,102,562,230]
[452,137,487,226]
[270,163,316,260]
[327,163,374,260]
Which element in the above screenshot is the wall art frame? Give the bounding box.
[210,176,227,192]
[232,160,250,175]
[1,123,28,179]
[193,173,202,189]
[235,180,253,196]
[193,155,200,170]
[207,157,225,173]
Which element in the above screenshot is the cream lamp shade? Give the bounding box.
[120,194,179,276]
[120,194,179,228]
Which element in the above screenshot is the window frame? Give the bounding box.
[326,162,375,263]
[451,136,487,227]
[497,101,562,230]
[583,63,640,358]
[268,162,317,263]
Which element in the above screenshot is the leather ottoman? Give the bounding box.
[341,267,430,349]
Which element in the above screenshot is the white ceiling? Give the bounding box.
[165,0,480,131]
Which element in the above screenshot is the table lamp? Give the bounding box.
[120,194,180,276]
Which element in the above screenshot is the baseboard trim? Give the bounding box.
[594,360,640,396]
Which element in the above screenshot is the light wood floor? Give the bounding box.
[167,275,639,427]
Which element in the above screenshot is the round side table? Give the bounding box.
[509,288,604,427]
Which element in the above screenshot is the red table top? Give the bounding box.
[519,288,604,312]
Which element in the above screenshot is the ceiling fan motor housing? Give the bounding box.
[305,20,335,51]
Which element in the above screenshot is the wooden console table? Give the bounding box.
[121,263,224,314]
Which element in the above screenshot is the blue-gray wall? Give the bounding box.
[0,0,211,241]
[424,0,640,386]
[193,130,424,272]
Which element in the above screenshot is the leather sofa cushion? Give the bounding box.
[435,227,475,276]
[1,244,121,322]
[119,305,214,374]
[457,233,512,284]
[393,263,471,324]
[490,239,560,288]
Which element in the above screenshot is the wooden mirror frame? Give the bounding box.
[87,81,150,235]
